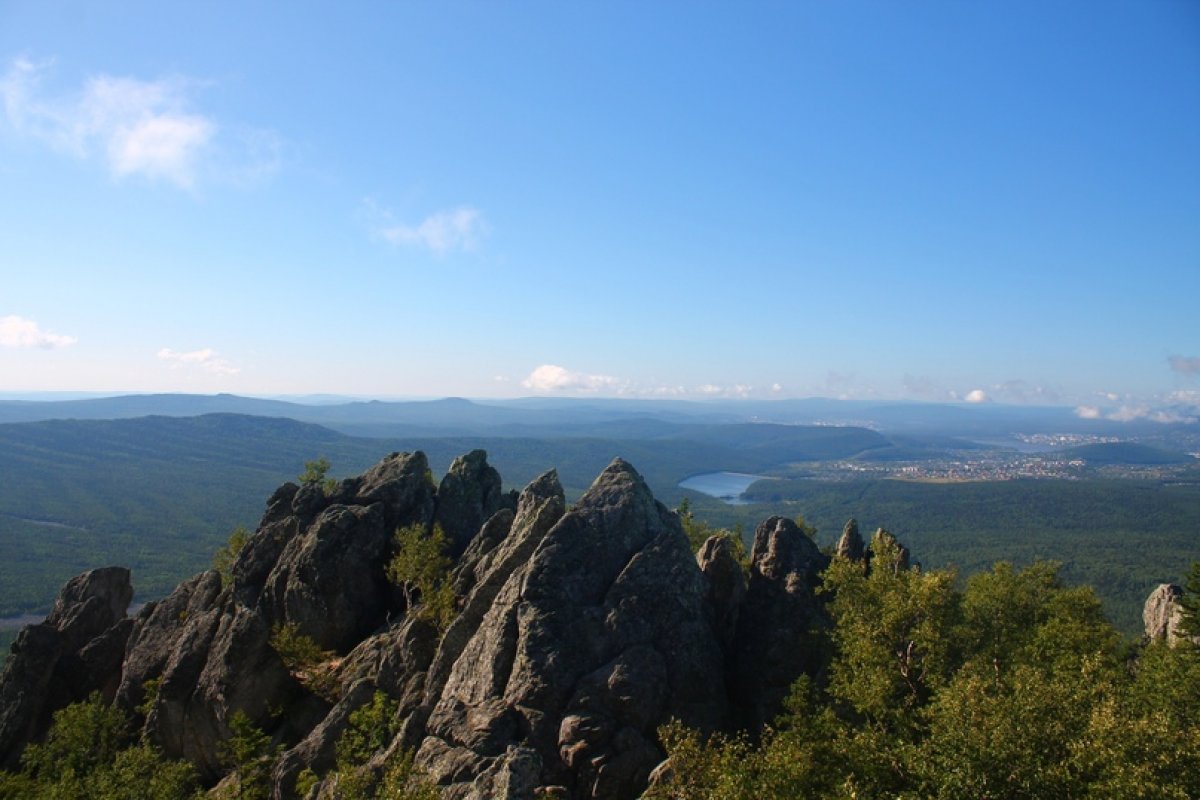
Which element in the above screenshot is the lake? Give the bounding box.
[678,471,767,505]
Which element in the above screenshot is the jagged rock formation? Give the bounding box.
[435,449,518,558]
[1143,583,1197,645]
[0,451,925,799]
[835,517,864,561]
[413,459,725,799]
[696,535,745,651]
[728,516,830,731]
[0,567,133,768]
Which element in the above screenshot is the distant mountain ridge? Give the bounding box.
[1,392,1190,439]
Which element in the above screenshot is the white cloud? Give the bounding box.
[157,347,239,375]
[965,389,990,404]
[1167,389,1200,406]
[374,205,488,254]
[1,56,275,189]
[0,315,76,348]
[1074,405,1102,420]
[691,383,755,398]
[646,385,687,397]
[771,383,783,393]
[522,364,621,393]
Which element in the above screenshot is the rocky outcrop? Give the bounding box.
[1143,583,1197,645]
[413,459,725,799]
[435,450,518,558]
[835,518,864,561]
[696,535,745,652]
[0,567,133,768]
[116,569,224,713]
[728,517,830,731]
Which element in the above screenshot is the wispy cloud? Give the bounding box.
[1169,355,1200,376]
[1074,397,1198,424]
[522,364,621,393]
[0,56,277,189]
[157,347,239,375]
[0,315,76,348]
[368,201,489,254]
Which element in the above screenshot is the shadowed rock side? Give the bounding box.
[696,535,746,653]
[0,567,133,768]
[728,517,830,731]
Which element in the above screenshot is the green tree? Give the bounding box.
[1178,561,1200,640]
[21,692,131,782]
[299,457,339,495]
[823,534,960,732]
[4,694,199,800]
[270,622,338,701]
[387,524,456,630]
[320,693,436,800]
[215,710,279,800]
[335,691,400,768]
[213,525,250,586]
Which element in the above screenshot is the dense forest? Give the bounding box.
[646,546,1200,799]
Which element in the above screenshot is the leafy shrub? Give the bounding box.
[386,524,456,631]
[213,525,250,587]
[269,622,339,701]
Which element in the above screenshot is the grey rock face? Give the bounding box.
[696,535,746,652]
[0,566,133,767]
[835,518,864,561]
[436,449,519,558]
[1144,583,1189,644]
[137,451,440,781]
[729,516,830,731]
[46,566,133,652]
[0,625,63,768]
[116,569,224,713]
[414,459,725,799]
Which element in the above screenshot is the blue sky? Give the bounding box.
[1,1,1197,420]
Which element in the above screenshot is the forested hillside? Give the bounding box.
[0,414,883,615]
